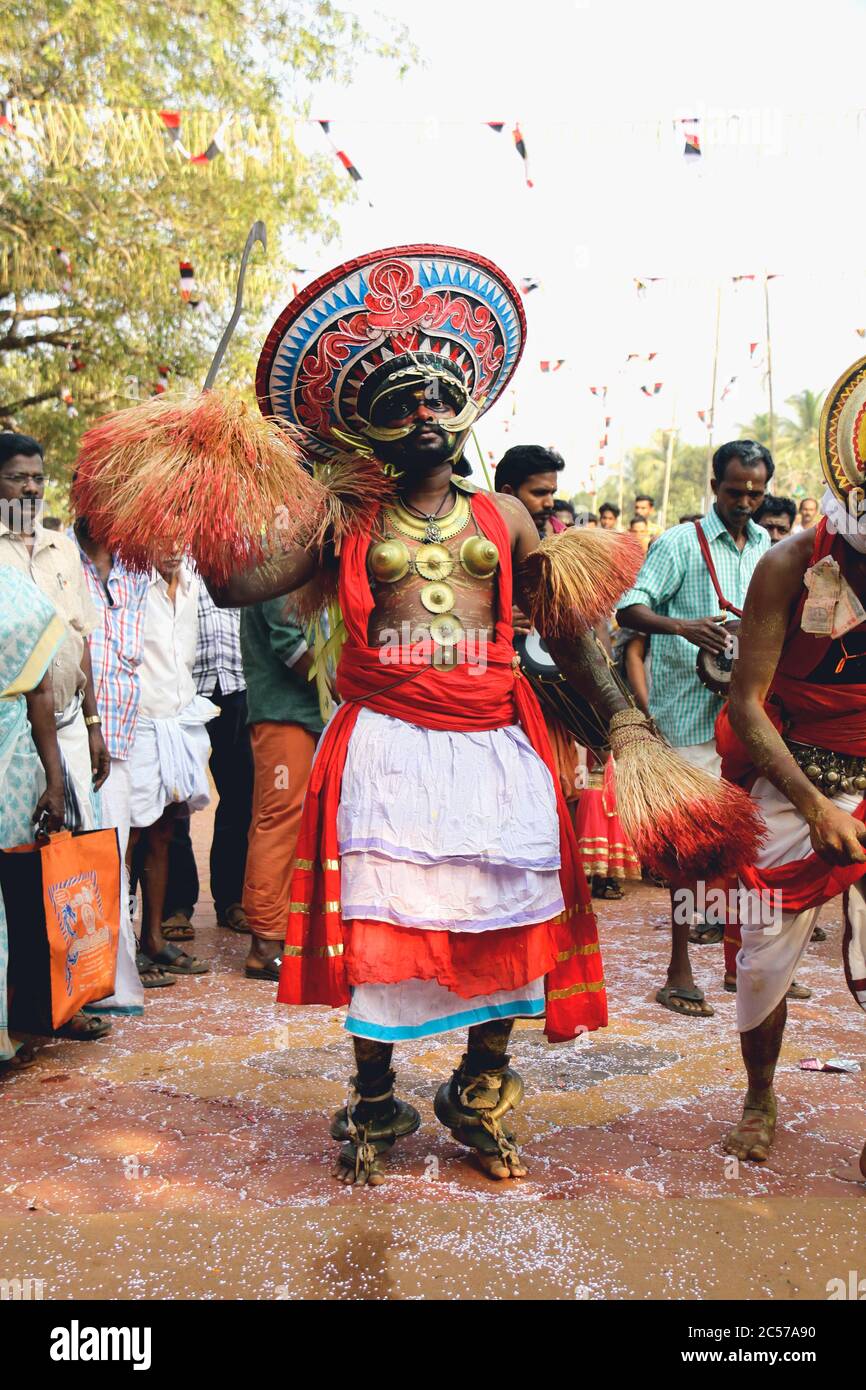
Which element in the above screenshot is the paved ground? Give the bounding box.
[1,803,864,1300]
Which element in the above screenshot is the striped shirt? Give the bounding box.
[617,508,769,746]
[76,543,148,760]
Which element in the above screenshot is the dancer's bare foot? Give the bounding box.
[474,1149,528,1180]
[723,1092,777,1163]
[331,1145,387,1187]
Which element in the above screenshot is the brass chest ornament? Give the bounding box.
[420,582,455,614]
[460,535,499,578]
[368,538,411,583]
[429,613,464,647]
[414,543,454,581]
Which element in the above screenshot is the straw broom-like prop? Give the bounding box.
[73,223,389,584]
[521,532,765,881]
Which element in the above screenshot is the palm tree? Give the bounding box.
[738,390,825,496]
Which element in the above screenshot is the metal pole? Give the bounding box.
[764,271,776,478]
[704,283,722,511]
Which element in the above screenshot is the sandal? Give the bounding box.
[655,985,714,1018]
[245,956,281,983]
[217,904,251,934]
[161,912,195,943]
[724,974,812,1002]
[52,1012,113,1041]
[810,926,827,943]
[688,923,724,945]
[136,951,177,988]
[601,877,624,900]
[149,944,209,976]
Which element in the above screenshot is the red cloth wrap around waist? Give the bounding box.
[716,519,866,911]
[276,490,606,1041]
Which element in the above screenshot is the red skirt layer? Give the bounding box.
[344,912,597,998]
[574,788,642,879]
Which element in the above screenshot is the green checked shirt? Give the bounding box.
[616,507,769,747]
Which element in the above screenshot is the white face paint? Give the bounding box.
[822,486,866,554]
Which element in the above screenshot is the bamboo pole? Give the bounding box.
[704,283,722,511]
[660,394,679,530]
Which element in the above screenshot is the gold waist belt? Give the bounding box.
[786,740,866,797]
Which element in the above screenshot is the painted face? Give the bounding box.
[373,382,459,474]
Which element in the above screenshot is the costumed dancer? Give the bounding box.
[74,242,765,1185]
[573,753,641,899]
[718,356,866,1180]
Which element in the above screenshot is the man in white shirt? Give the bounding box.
[127,555,216,976]
[0,436,110,830]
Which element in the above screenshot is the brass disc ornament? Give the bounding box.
[420,582,456,614]
[460,535,499,578]
[429,613,464,647]
[368,538,411,583]
[414,543,454,581]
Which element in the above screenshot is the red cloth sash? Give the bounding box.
[277,490,607,1041]
[715,518,866,915]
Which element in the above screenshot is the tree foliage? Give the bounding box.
[738,388,825,499]
[0,1,409,472]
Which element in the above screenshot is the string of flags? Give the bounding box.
[153,363,170,396]
[539,359,565,372]
[316,120,363,183]
[520,276,540,295]
[640,382,663,396]
[485,122,532,186]
[158,111,232,164]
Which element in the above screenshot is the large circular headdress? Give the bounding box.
[820,355,866,508]
[256,244,526,464]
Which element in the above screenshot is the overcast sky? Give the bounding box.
[276,0,866,495]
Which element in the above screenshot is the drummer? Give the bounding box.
[616,441,771,1019]
[494,445,564,540]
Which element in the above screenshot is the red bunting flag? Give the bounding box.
[159,110,227,164]
[640,382,663,396]
[589,386,607,398]
[732,274,756,286]
[682,117,701,160]
[179,261,196,303]
[61,388,77,418]
[604,416,612,427]
[512,124,532,187]
[519,276,540,294]
[539,359,565,372]
[599,434,608,448]
[721,375,738,401]
[335,148,362,182]
[486,121,505,133]
[153,364,170,396]
[697,410,707,424]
